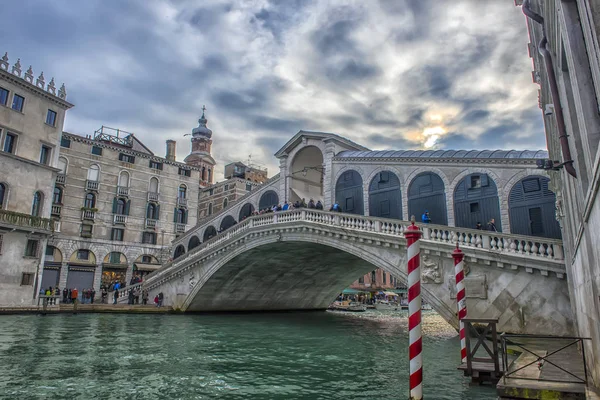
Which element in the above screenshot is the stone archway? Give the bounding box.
[289,145,324,204]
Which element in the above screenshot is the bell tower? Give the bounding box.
[184,105,217,187]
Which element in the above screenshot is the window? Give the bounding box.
[175,208,186,224]
[208,203,213,215]
[149,160,163,170]
[149,177,159,193]
[178,167,191,177]
[224,184,229,191]
[60,137,71,148]
[109,252,121,264]
[147,203,158,219]
[91,146,103,156]
[202,167,206,180]
[84,193,95,209]
[115,198,126,215]
[46,109,57,126]
[142,232,157,245]
[45,246,54,257]
[358,276,364,284]
[119,153,135,164]
[21,273,35,286]
[11,94,24,112]
[470,202,480,213]
[118,171,130,187]
[208,169,212,182]
[470,175,481,189]
[209,188,214,195]
[178,185,187,199]
[87,165,100,181]
[24,239,39,257]
[81,224,93,238]
[223,198,228,208]
[0,87,8,106]
[39,145,51,165]
[3,132,17,154]
[523,178,541,193]
[111,228,124,241]
[58,157,67,174]
[31,191,43,217]
[0,183,5,209]
[371,270,376,283]
[383,272,387,285]
[142,255,152,263]
[246,183,252,191]
[53,187,62,204]
[77,249,90,260]
[345,197,354,212]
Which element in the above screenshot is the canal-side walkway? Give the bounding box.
[0,304,173,314]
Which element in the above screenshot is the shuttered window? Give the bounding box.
[522,178,541,193]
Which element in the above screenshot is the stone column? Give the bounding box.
[59,262,69,289]
[125,263,133,285]
[323,142,335,207]
[93,264,103,292]
[278,155,288,203]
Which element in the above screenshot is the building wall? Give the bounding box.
[349,269,401,292]
[50,132,201,292]
[0,58,72,306]
[520,0,600,386]
[198,178,262,220]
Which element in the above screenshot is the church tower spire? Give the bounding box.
[184,105,217,187]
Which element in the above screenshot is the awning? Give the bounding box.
[342,288,367,295]
[391,289,407,294]
[135,263,161,272]
[102,263,128,269]
[383,291,399,296]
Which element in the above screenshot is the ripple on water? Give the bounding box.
[0,311,495,399]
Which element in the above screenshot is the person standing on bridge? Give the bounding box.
[113,288,119,305]
[421,210,431,224]
[316,200,323,210]
[487,218,498,232]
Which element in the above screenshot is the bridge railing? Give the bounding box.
[144,209,565,287]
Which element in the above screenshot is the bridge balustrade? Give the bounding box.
[143,209,565,290]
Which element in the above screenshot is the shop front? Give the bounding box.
[101,264,127,289]
[66,265,95,291]
[40,264,60,290]
[133,262,161,281]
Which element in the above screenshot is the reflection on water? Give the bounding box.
[0,310,495,399]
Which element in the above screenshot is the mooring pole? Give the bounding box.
[405,217,423,400]
[452,243,467,363]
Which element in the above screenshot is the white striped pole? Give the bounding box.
[405,219,423,400]
[452,244,467,363]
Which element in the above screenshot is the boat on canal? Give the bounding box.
[328,300,367,312]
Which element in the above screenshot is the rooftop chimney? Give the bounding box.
[166,140,176,162]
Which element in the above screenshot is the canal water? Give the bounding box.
[0,311,495,399]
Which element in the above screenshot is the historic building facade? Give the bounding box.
[184,106,216,188]
[0,53,73,306]
[518,0,600,386]
[45,127,201,293]
[224,161,268,183]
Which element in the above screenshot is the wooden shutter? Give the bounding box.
[112,197,118,213]
[481,174,489,187]
[184,209,188,224]
[156,204,160,219]
[125,200,131,215]
[173,208,178,223]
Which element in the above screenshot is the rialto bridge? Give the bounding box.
[138,131,571,334]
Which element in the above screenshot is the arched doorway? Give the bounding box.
[188,236,201,250]
[66,249,97,292]
[102,252,128,288]
[41,246,62,290]
[335,170,364,215]
[220,215,237,231]
[203,225,217,241]
[259,191,279,210]
[407,172,448,225]
[454,173,501,231]
[369,171,402,219]
[173,245,185,259]
[239,203,255,220]
[509,176,561,238]
[289,146,324,203]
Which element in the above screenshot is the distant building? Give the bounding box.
[198,178,263,225]
[46,126,201,293]
[349,269,402,292]
[224,161,268,183]
[184,106,216,188]
[0,53,73,306]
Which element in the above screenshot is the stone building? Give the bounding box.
[224,161,268,183]
[518,0,600,386]
[184,106,216,188]
[349,269,402,292]
[0,53,73,306]
[45,126,200,293]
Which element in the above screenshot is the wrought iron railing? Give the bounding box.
[51,204,62,216]
[501,334,591,384]
[55,174,66,185]
[93,126,134,147]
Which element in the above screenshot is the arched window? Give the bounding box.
[84,193,96,209]
[178,185,187,199]
[147,203,158,219]
[208,203,213,215]
[87,164,100,181]
[202,167,206,181]
[116,198,126,215]
[0,183,6,209]
[118,171,130,187]
[53,187,62,204]
[57,157,67,174]
[149,177,159,193]
[32,191,43,216]
[223,198,228,208]
[208,168,212,182]
[176,208,186,223]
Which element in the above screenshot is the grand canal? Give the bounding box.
[0,311,495,399]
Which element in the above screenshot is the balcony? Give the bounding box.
[113,214,127,225]
[53,220,61,232]
[56,174,66,185]
[81,209,96,221]
[51,204,62,217]
[117,186,129,197]
[86,180,99,191]
[0,209,55,232]
[147,192,159,202]
[177,197,188,207]
[175,223,186,233]
[145,218,158,229]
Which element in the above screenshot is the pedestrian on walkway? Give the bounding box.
[91,288,96,304]
[142,289,149,305]
[71,288,78,305]
[158,292,164,307]
[421,210,431,224]
[62,288,68,304]
[487,218,498,232]
[113,289,119,305]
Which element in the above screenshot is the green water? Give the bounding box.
[0,311,495,399]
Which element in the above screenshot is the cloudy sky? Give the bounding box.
[3,0,542,178]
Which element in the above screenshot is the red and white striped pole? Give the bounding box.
[452,244,467,363]
[405,218,423,400]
